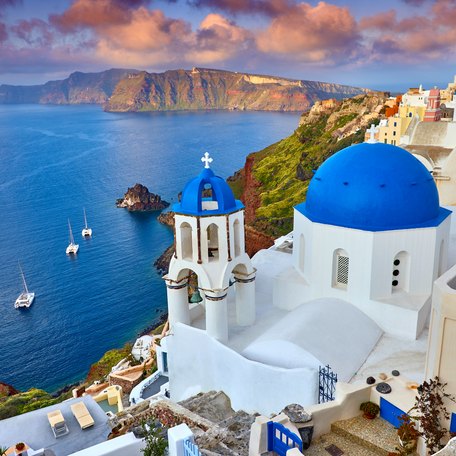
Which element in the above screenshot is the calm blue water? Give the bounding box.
[0,105,299,392]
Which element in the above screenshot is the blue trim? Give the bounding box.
[380,397,406,428]
[450,413,456,433]
[296,204,451,232]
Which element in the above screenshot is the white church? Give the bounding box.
[159,139,456,418]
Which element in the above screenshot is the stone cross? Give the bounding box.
[366,124,379,144]
[201,152,213,169]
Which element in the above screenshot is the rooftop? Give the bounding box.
[0,396,110,456]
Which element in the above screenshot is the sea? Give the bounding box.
[0,105,300,393]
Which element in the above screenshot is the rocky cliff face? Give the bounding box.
[116,183,170,211]
[0,69,139,104]
[228,93,388,236]
[104,68,370,112]
[0,381,19,398]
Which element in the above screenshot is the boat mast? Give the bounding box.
[83,208,88,229]
[19,262,29,294]
[68,219,74,244]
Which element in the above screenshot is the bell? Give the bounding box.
[190,289,203,303]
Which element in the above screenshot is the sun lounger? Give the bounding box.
[47,409,69,438]
[70,402,95,429]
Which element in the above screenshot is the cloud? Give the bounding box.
[256,2,359,63]
[187,0,294,16]
[360,1,456,63]
[0,0,21,7]
[0,22,7,42]
[11,19,55,47]
[50,0,152,31]
[187,13,252,63]
[401,0,427,5]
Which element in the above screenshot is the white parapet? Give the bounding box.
[168,423,194,456]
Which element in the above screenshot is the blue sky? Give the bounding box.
[1,0,456,91]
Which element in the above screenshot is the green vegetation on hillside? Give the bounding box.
[230,94,386,236]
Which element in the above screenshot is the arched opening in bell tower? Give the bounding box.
[207,223,219,262]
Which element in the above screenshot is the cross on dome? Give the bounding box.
[366,124,379,144]
[201,152,213,169]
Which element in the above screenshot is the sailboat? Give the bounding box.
[81,208,92,237]
[66,219,79,255]
[15,263,35,309]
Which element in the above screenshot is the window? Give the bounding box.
[333,249,349,289]
[206,223,219,262]
[393,122,397,127]
[392,251,410,292]
[180,222,193,261]
[233,219,241,257]
[393,131,396,136]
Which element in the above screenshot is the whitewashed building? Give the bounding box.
[161,143,453,415]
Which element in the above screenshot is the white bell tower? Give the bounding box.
[163,153,256,343]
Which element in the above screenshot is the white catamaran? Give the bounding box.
[15,263,35,309]
[81,208,92,237]
[66,219,79,255]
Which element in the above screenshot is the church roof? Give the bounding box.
[174,165,243,216]
[295,142,451,231]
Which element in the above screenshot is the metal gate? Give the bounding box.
[267,421,303,456]
[318,364,337,404]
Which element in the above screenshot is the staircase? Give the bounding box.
[306,415,415,456]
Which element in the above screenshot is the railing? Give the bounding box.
[267,421,302,456]
[318,364,337,404]
[183,438,202,456]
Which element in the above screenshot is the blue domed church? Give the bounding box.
[162,143,453,416]
[288,142,451,339]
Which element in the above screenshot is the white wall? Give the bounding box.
[167,324,319,415]
[289,211,451,339]
[69,433,144,456]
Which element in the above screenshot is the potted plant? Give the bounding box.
[360,401,380,419]
[15,442,27,456]
[397,414,419,453]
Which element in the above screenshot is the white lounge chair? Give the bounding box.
[70,402,95,429]
[47,410,69,438]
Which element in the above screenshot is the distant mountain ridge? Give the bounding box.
[105,67,370,112]
[0,68,370,112]
[0,68,139,104]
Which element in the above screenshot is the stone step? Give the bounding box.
[330,415,399,456]
[305,431,384,456]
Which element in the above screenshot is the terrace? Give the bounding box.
[0,396,110,456]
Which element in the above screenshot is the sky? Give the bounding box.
[1,0,456,91]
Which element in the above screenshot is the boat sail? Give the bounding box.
[81,208,92,237]
[66,219,79,255]
[15,263,35,309]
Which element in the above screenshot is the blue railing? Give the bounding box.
[183,438,202,456]
[267,421,302,456]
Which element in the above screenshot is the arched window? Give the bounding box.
[333,249,349,289]
[180,222,193,261]
[392,251,410,292]
[233,219,241,257]
[299,233,305,272]
[207,223,219,262]
[201,184,218,211]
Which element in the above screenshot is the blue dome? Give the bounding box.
[295,142,450,231]
[174,167,244,216]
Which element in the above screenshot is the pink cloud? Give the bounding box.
[257,2,359,63]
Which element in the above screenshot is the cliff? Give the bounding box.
[104,68,370,112]
[229,93,388,236]
[116,183,170,211]
[0,68,139,104]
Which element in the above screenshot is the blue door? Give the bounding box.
[380,397,406,428]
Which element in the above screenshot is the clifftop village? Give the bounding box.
[4,77,456,456]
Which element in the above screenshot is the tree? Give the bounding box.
[140,420,168,456]
[410,376,456,453]
[0,446,9,456]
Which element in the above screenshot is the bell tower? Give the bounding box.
[164,153,256,343]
